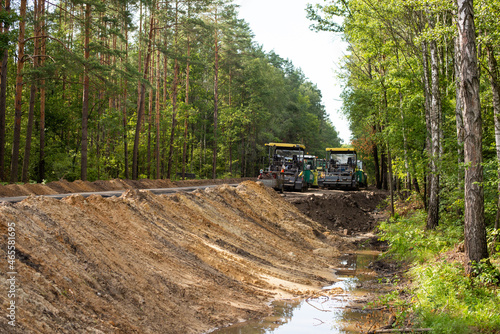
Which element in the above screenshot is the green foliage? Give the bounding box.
[376,201,500,333]
[0,0,342,183]
[410,260,500,333]
[378,210,463,263]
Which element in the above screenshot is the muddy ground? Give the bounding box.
[0,179,388,334]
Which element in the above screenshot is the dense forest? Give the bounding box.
[0,0,341,184]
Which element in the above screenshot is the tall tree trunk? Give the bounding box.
[167,0,179,179]
[22,0,42,183]
[155,48,161,179]
[132,7,155,180]
[38,0,46,183]
[182,6,191,180]
[22,82,36,183]
[486,44,500,248]
[166,57,178,179]
[0,0,10,181]
[122,19,129,179]
[10,0,27,183]
[147,52,153,178]
[421,40,432,209]
[426,36,441,230]
[455,35,464,195]
[212,6,219,180]
[137,1,143,120]
[457,0,488,271]
[81,2,91,181]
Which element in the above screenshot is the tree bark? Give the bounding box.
[132,6,155,180]
[182,2,191,180]
[22,81,36,183]
[212,6,219,180]
[147,51,153,178]
[22,0,42,183]
[0,0,11,181]
[10,0,27,183]
[457,0,488,270]
[167,0,179,179]
[426,36,441,230]
[421,40,432,210]
[122,18,129,179]
[155,47,161,179]
[38,0,46,183]
[486,44,500,246]
[454,35,464,195]
[81,2,91,181]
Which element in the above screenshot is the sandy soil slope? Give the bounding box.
[0,178,254,198]
[0,181,374,334]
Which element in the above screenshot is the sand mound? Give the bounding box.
[0,181,345,334]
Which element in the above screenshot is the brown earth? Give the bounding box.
[285,188,388,234]
[0,179,387,334]
[0,178,255,198]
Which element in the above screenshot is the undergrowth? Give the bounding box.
[375,196,500,334]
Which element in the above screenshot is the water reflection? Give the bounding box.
[211,253,384,334]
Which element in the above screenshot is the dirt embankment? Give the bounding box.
[289,190,388,234]
[0,181,384,334]
[0,178,254,198]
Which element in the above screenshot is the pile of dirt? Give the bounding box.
[0,181,352,334]
[289,189,388,234]
[0,178,254,198]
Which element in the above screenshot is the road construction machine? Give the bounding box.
[318,148,367,189]
[258,143,313,191]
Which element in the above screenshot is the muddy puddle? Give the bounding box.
[210,251,384,334]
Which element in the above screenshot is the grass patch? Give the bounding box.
[410,260,500,333]
[378,209,463,263]
[375,207,500,333]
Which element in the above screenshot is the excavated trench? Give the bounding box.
[0,179,389,334]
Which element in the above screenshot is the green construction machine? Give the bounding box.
[317,148,367,190]
[258,143,313,191]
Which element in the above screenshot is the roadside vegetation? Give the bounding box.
[375,195,500,333]
[308,0,500,331]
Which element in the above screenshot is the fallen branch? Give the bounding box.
[368,328,433,333]
[305,298,331,312]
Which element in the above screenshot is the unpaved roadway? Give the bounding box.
[0,179,387,333]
